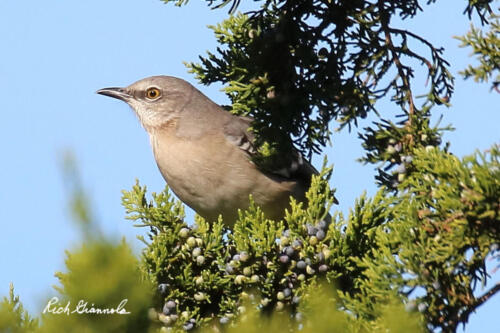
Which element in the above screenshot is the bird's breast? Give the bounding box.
[149,129,297,223]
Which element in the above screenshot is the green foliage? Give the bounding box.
[2,1,498,332]
[350,145,500,332]
[5,142,498,332]
[118,145,499,332]
[358,113,453,187]
[180,0,458,176]
[456,10,500,91]
[122,169,348,331]
[0,284,38,333]
[0,241,154,333]
[161,0,494,187]
[38,240,153,333]
[196,283,423,333]
[1,154,154,333]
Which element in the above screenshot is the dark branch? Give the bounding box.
[457,282,500,327]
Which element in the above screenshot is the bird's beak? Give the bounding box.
[96,87,132,101]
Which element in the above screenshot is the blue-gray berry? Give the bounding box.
[225,264,234,274]
[279,255,290,264]
[284,246,294,256]
[296,260,306,270]
[183,322,194,331]
[163,301,176,315]
[166,300,176,309]
[316,230,326,240]
[317,220,328,230]
[307,224,318,236]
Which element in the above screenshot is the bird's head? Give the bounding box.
[97,75,195,129]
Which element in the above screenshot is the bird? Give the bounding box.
[97,75,332,226]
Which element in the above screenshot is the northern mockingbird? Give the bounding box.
[97,76,332,225]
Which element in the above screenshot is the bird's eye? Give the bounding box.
[145,87,161,100]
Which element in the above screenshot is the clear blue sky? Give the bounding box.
[0,0,498,331]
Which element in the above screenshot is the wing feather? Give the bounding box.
[223,115,317,181]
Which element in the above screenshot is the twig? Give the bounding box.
[457,282,500,325]
[377,0,416,121]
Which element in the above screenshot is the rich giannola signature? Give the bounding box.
[43,297,130,315]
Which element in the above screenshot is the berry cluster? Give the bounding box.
[149,217,334,331]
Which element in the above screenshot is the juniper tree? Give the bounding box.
[124,1,498,332]
[1,1,498,332]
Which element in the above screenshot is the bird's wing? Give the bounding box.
[223,115,338,206]
[223,115,318,182]
[222,116,258,156]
